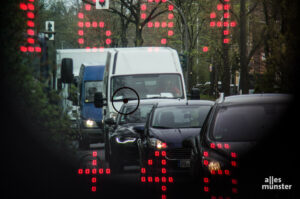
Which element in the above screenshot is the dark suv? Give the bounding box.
[188,94,292,198]
[137,100,214,176]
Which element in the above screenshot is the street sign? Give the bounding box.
[45,21,55,40]
[96,0,109,9]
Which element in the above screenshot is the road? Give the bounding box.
[72,142,203,199]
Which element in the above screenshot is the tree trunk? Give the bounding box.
[239,0,249,94]
[222,9,230,96]
[135,26,144,47]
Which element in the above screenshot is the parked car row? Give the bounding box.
[103,93,292,197]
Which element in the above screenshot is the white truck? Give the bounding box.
[97,47,187,120]
[92,47,188,159]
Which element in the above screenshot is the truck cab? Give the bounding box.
[78,64,105,148]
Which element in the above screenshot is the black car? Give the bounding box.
[106,101,155,173]
[137,100,214,176]
[188,94,292,198]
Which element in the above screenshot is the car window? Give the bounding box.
[119,104,153,124]
[212,103,288,141]
[152,106,212,128]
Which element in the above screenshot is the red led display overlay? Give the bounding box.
[142,0,174,46]
[19,0,41,53]
[209,0,237,44]
[77,2,112,50]
[77,149,175,199]
[140,150,174,199]
[77,150,110,193]
[202,143,239,198]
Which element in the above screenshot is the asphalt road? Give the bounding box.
[72,143,203,199]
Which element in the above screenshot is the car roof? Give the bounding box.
[122,99,214,107]
[219,93,293,105]
[155,100,215,108]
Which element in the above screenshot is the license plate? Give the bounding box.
[179,160,190,168]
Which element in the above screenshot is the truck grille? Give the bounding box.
[166,148,192,160]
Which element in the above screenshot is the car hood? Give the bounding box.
[150,128,201,148]
[112,123,144,137]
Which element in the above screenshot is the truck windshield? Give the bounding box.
[111,74,183,101]
[85,81,103,103]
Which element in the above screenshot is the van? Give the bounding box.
[93,47,187,158]
[78,64,105,147]
[100,47,187,119]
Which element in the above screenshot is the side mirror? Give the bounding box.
[104,118,116,125]
[133,125,145,134]
[94,92,104,108]
[190,87,200,100]
[61,58,74,83]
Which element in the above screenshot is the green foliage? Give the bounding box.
[2,0,77,153]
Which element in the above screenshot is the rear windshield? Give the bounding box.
[152,106,212,128]
[212,103,288,141]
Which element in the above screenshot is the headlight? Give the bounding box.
[109,112,118,121]
[115,136,136,144]
[208,161,221,173]
[149,138,167,149]
[83,119,98,128]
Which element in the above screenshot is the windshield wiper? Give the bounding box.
[144,96,176,99]
[152,126,173,129]
[112,97,138,102]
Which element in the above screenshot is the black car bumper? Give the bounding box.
[81,128,104,143]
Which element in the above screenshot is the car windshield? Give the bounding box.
[118,104,154,124]
[212,103,288,141]
[151,106,212,128]
[111,74,183,101]
[85,81,103,103]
